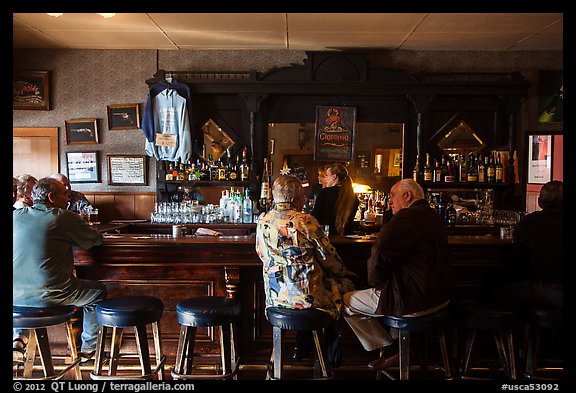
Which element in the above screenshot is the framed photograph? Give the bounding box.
[65,118,99,145]
[13,70,50,110]
[66,151,100,183]
[107,103,141,130]
[108,155,147,185]
[527,134,553,184]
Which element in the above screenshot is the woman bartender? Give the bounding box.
[312,162,359,236]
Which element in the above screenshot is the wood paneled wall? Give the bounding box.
[84,192,156,221]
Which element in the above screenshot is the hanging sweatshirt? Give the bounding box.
[144,88,192,163]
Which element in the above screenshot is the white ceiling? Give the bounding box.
[13,13,563,51]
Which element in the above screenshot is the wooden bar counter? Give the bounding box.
[69,223,515,369]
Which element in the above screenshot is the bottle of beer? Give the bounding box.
[495,152,503,183]
[259,158,271,212]
[423,153,433,182]
[240,147,250,181]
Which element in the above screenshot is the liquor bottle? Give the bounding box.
[433,158,441,183]
[166,161,174,181]
[412,154,420,182]
[242,188,253,223]
[240,147,250,181]
[172,162,179,180]
[495,152,503,183]
[219,190,229,222]
[208,154,218,181]
[466,154,478,182]
[423,154,433,182]
[229,154,239,181]
[477,154,485,183]
[198,159,209,181]
[178,162,186,181]
[218,157,227,181]
[487,153,496,183]
[259,158,271,212]
[444,158,455,183]
[538,84,563,123]
[458,154,467,183]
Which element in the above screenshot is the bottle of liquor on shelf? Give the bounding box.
[242,188,253,223]
[446,200,457,225]
[466,153,478,182]
[412,154,420,182]
[495,151,503,183]
[228,154,239,181]
[477,154,486,183]
[259,158,272,212]
[198,159,209,181]
[218,157,227,181]
[487,152,496,183]
[423,153,433,182]
[166,161,174,181]
[172,162,179,180]
[433,158,441,183]
[208,154,218,181]
[178,162,186,181]
[458,154,467,182]
[444,158,455,183]
[240,147,250,181]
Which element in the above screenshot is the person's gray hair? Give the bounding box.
[32,177,62,205]
[272,175,303,203]
[394,178,425,200]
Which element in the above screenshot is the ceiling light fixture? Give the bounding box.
[46,13,63,17]
[98,13,116,18]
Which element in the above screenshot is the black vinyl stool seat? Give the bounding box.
[457,302,520,380]
[522,307,563,379]
[13,305,82,380]
[172,296,241,380]
[379,307,453,380]
[91,296,166,380]
[265,307,333,380]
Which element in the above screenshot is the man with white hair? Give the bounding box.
[342,178,453,370]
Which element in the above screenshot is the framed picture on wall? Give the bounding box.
[66,151,100,183]
[107,103,141,130]
[65,118,99,145]
[527,134,553,184]
[108,155,147,185]
[13,70,50,110]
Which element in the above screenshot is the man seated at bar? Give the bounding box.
[256,175,358,365]
[492,180,563,308]
[342,178,453,370]
[50,173,92,214]
[13,177,107,361]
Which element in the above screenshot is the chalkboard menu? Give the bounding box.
[107,155,147,185]
[314,106,356,162]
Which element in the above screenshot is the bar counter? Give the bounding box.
[70,223,515,366]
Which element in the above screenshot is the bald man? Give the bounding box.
[50,173,91,214]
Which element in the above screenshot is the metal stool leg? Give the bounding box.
[272,326,282,379]
[438,330,452,378]
[312,329,330,379]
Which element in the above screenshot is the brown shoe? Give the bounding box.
[367,353,399,370]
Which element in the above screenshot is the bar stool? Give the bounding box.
[13,305,82,380]
[522,306,563,379]
[457,301,520,380]
[378,307,453,380]
[171,296,241,380]
[265,307,333,380]
[90,296,166,380]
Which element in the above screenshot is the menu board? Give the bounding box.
[107,155,147,185]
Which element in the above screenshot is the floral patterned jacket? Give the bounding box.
[255,202,355,319]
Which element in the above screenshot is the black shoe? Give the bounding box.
[13,338,26,363]
[79,350,95,364]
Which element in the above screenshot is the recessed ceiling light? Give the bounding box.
[46,13,63,17]
[98,13,116,18]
